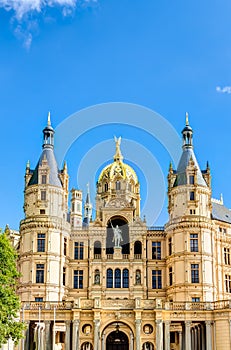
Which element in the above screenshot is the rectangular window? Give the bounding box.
[73,270,83,289]
[40,209,45,215]
[37,233,45,252]
[64,238,67,256]
[74,242,84,260]
[190,234,198,252]
[72,202,75,212]
[63,267,66,286]
[192,297,200,302]
[41,175,47,184]
[152,242,161,260]
[41,190,46,201]
[189,175,195,185]
[35,297,43,302]
[191,264,199,283]
[224,248,230,265]
[36,264,44,283]
[190,191,195,201]
[225,275,231,293]
[169,267,173,286]
[152,270,162,289]
[168,238,172,256]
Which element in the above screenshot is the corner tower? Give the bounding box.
[165,115,215,302]
[19,114,70,302]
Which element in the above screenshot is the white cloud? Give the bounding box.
[0,0,97,49]
[216,86,231,94]
[0,0,77,20]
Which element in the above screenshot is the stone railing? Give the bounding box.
[21,300,231,312]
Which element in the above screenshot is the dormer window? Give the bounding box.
[41,175,47,184]
[189,175,195,185]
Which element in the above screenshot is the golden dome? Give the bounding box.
[98,137,138,184]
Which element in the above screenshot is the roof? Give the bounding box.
[28,147,62,187]
[212,202,231,224]
[174,147,207,187]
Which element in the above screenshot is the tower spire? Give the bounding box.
[47,111,51,126]
[186,112,189,126]
[83,183,92,227]
[182,114,193,149]
[43,113,54,149]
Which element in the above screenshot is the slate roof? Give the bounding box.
[28,147,62,188]
[212,202,231,224]
[174,147,207,187]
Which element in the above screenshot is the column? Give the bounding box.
[205,321,212,350]
[130,331,134,350]
[185,321,191,350]
[65,321,71,350]
[156,320,163,350]
[72,320,80,350]
[135,320,142,350]
[164,322,170,350]
[45,321,51,350]
[24,321,30,350]
[201,324,205,350]
[101,332,105,350]
[178,331,183,350]
[94,319,100,350]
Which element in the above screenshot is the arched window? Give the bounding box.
[107,269,113,288]
[94,241,101,258]
[134,241,142,257]
[123,269,129,288]
[115,268,121,288]
[104,183,108,192]
[116,181,121,190]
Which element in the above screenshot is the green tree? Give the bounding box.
[0,228,24,345]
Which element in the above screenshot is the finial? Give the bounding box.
[47,111,51,126]
[186,112,189,126]
[220,193,223,205]
[169,161,173,171]
[26,160,30,169]
[114,136,123,161]
[87,182,90,194]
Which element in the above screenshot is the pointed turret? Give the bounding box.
[83,183,92,227]
[173,114,207,187]
[28,113,62,187]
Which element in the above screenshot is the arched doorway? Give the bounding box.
[106,330,129,350]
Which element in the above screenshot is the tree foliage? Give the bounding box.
[0,228,24,344]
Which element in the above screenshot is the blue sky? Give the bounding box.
[0,0,231,229]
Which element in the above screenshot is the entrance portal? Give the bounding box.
[106,330,129,350]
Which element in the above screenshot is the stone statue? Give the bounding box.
[111,221,123,247]
[136,270,141,285]
[94,272,100,285]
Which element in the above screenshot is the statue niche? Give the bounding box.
[106,217,129,255]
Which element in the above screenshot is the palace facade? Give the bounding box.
[17,115,231,350]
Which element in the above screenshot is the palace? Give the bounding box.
[17,115,231,350]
